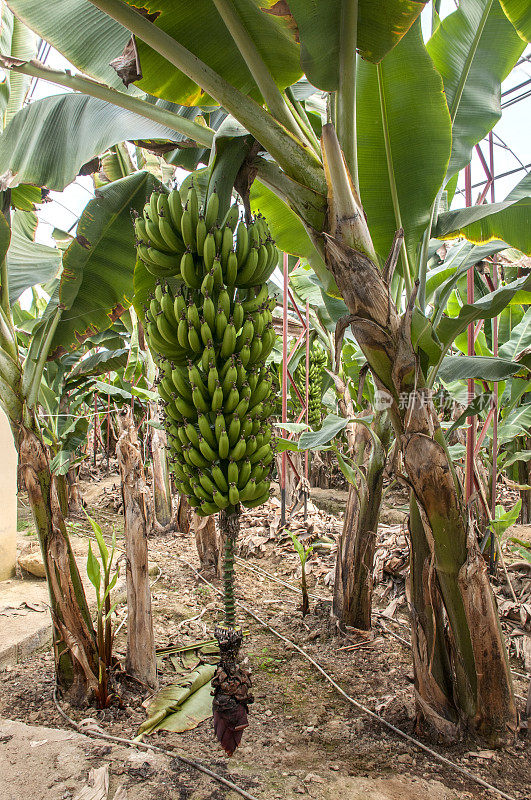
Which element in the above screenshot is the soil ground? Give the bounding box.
[0,473,529,800]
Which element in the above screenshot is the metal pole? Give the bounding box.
[93,395,98,467]
[107,374,111,472]
[465,164,475,503]
[281,252,289,527]
[304,300,310,522]
[489,131,498,572]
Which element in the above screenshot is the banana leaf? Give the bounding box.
[137,663,216,736]
[437,355,526,382]
[0,93,185,191]
[427,0,525,179]
[434,173,531,255]
[500,0,531,39]
[356,20,451,270]
[287,0,427,89]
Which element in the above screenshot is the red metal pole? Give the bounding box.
[489,130,498,570]
[465,164,475,503]
[304,300,310,521]
[93,395,98,467]
[281,252,289,526]
[107,375,111,471]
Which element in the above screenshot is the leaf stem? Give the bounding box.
[336,0,359,191]
[85,0,326,193]
[211,0,307,143]
[376,64,413,296]
[0,57,215,147]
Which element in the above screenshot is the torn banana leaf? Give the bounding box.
[137,664,215,737]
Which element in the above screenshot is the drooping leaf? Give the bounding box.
[435,274,531,353]
[356,20,452,269]
[0,93,184,191]
[499,0,531,40]
[427,0,525,179]
[298,413,350,450]
[498,404,531,444]
[49,171,161,358]
[120,0,301,105]
[500,450,531,470]
[434,173,531,255]
[499,308,531,361]
[67,348,130,382]
[287,0,427,89]
[7,211,62,305]
[438,355,525,382]
[49,416,90,475]
[5,0,139,93]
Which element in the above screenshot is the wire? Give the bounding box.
[52,688,261,800]
[233,554,531,684]
[181,558,522,800]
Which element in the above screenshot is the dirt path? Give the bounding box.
[0,493,529,800]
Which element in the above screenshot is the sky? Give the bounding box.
[20,3,531,246]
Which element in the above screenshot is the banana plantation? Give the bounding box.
[0,0,530,798]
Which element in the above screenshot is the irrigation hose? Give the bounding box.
[234,555,531,684]
[181,557,521,800]
[52,688,261,800]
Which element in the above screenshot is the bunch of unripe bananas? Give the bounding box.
[293,342,328,429]
[136,185,277,516]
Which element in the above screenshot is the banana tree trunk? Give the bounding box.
[320,124,516,743]
[55,473,69,519]
[407,495,458,739]
[325,235,517,742]
[67,466,84,513]
[332,418,388,629]
[18,424,99,703]
[116,408,157,689]
[192,512,220,576]
[149,403,173,527]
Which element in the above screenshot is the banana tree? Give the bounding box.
[0,160,160,700]
[2,0,531,742]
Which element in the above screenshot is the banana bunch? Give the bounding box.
[293,342,328,429]
[133,184,277,287]
[139,185,278,516]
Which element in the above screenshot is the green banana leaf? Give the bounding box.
[427,0,524,180]
[285,0,427,89]
[433,173,531,255]
[357,21,451,270]
[498,404,531,444]
[426,240,508,305]
[435,273,531,352]
[49,416,90,475]
[0,93,185,191]
[48,171,160,358]
[67,348,130,382]
[5,0,139,93]
[250,180,324,270]
[500,0,531,39]
[298,413,350,450]
[438,355,526,382]
[0,8,38,127]
[499,308,531,360]
[7,211,62,305]
[120,0,301,105]
[501,450,531,469]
